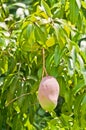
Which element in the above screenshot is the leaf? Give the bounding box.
[76,0,81,9]
[77,54,85,72]
[24,118,36,130]
[0,38,5,47]
[8,57,16,73]
[26,24,34,39]
[0,22,8,30]
[21,42,40,52]
[81,1,86,9]
[72,79,85,95]
[46,36,55,47]
[13,103,20,113]
[2,74,14,93]
[54,45,61,66]
[70,0,79,24]
[60,114,73,127]
[5,75,19,105]
[24,24,35,44]
[82,71,86,85]
[40,12,48,19]
[68,46,76,76]
[27,75,37,82]
[80,104,86,128]
[54,24,66,48]
[37,67,43,79]
[41,0,52,17]
[50,67,58,77]
[46,53,54,72]
[81,95,86,106]
[54,45,66,66]
[9,2,26,8]
[34,25,46,45]
[12,116,23,130]
[63,25,70,37]
[73,94,85,120]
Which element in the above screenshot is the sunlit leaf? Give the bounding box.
[9,2,26,8]
[63,25,70,37]
[81,1,86,9]
[46,36,55,47]
[41,0,52,17]
[0,22,8,30]
[76,0,81,9]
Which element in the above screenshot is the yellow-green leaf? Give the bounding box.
[81,1,86,9]
[64,25,70,37]
[46,37,55,47]
[41,0,52,17]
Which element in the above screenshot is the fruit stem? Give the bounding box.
[42,48,48,78]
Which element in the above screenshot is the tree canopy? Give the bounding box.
[0,0,86,129]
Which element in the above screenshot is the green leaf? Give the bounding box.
[13,103,20,113]
[80,105,86,128]
[54,45,66,66]
[54,45,61,66]
[22,23,35,45]
[41,0,52,17]
[12,116,23,130]
[50,67,58,77]
[5,75,19,106]
[68,46,76,76]
[81,95,86,106]
[26,24,34,37]
[72,79,85,95]
[82,71,86,85]
[34,25,46,45]
[74,94,84,114]
[0,38,5,47]
[37,67,43,79]
[53,24,66,48]
[46,53,54,72]
[2,74,14,93]
[77,54,85,72]
[8,57,16,73]
[70,0,79,24]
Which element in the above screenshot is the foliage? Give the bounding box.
[0,0,86,129]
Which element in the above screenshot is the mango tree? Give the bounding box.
[0,0,86,129]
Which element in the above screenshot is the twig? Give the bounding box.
[5,92,32,107]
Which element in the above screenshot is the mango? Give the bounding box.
[38,76,60,111]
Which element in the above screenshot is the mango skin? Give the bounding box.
[38,76,60,111]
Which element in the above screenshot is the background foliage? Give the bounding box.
[0,0,86,129]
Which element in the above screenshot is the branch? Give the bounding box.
[5,92,32,107]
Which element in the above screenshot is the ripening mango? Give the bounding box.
[38,76,60,111]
